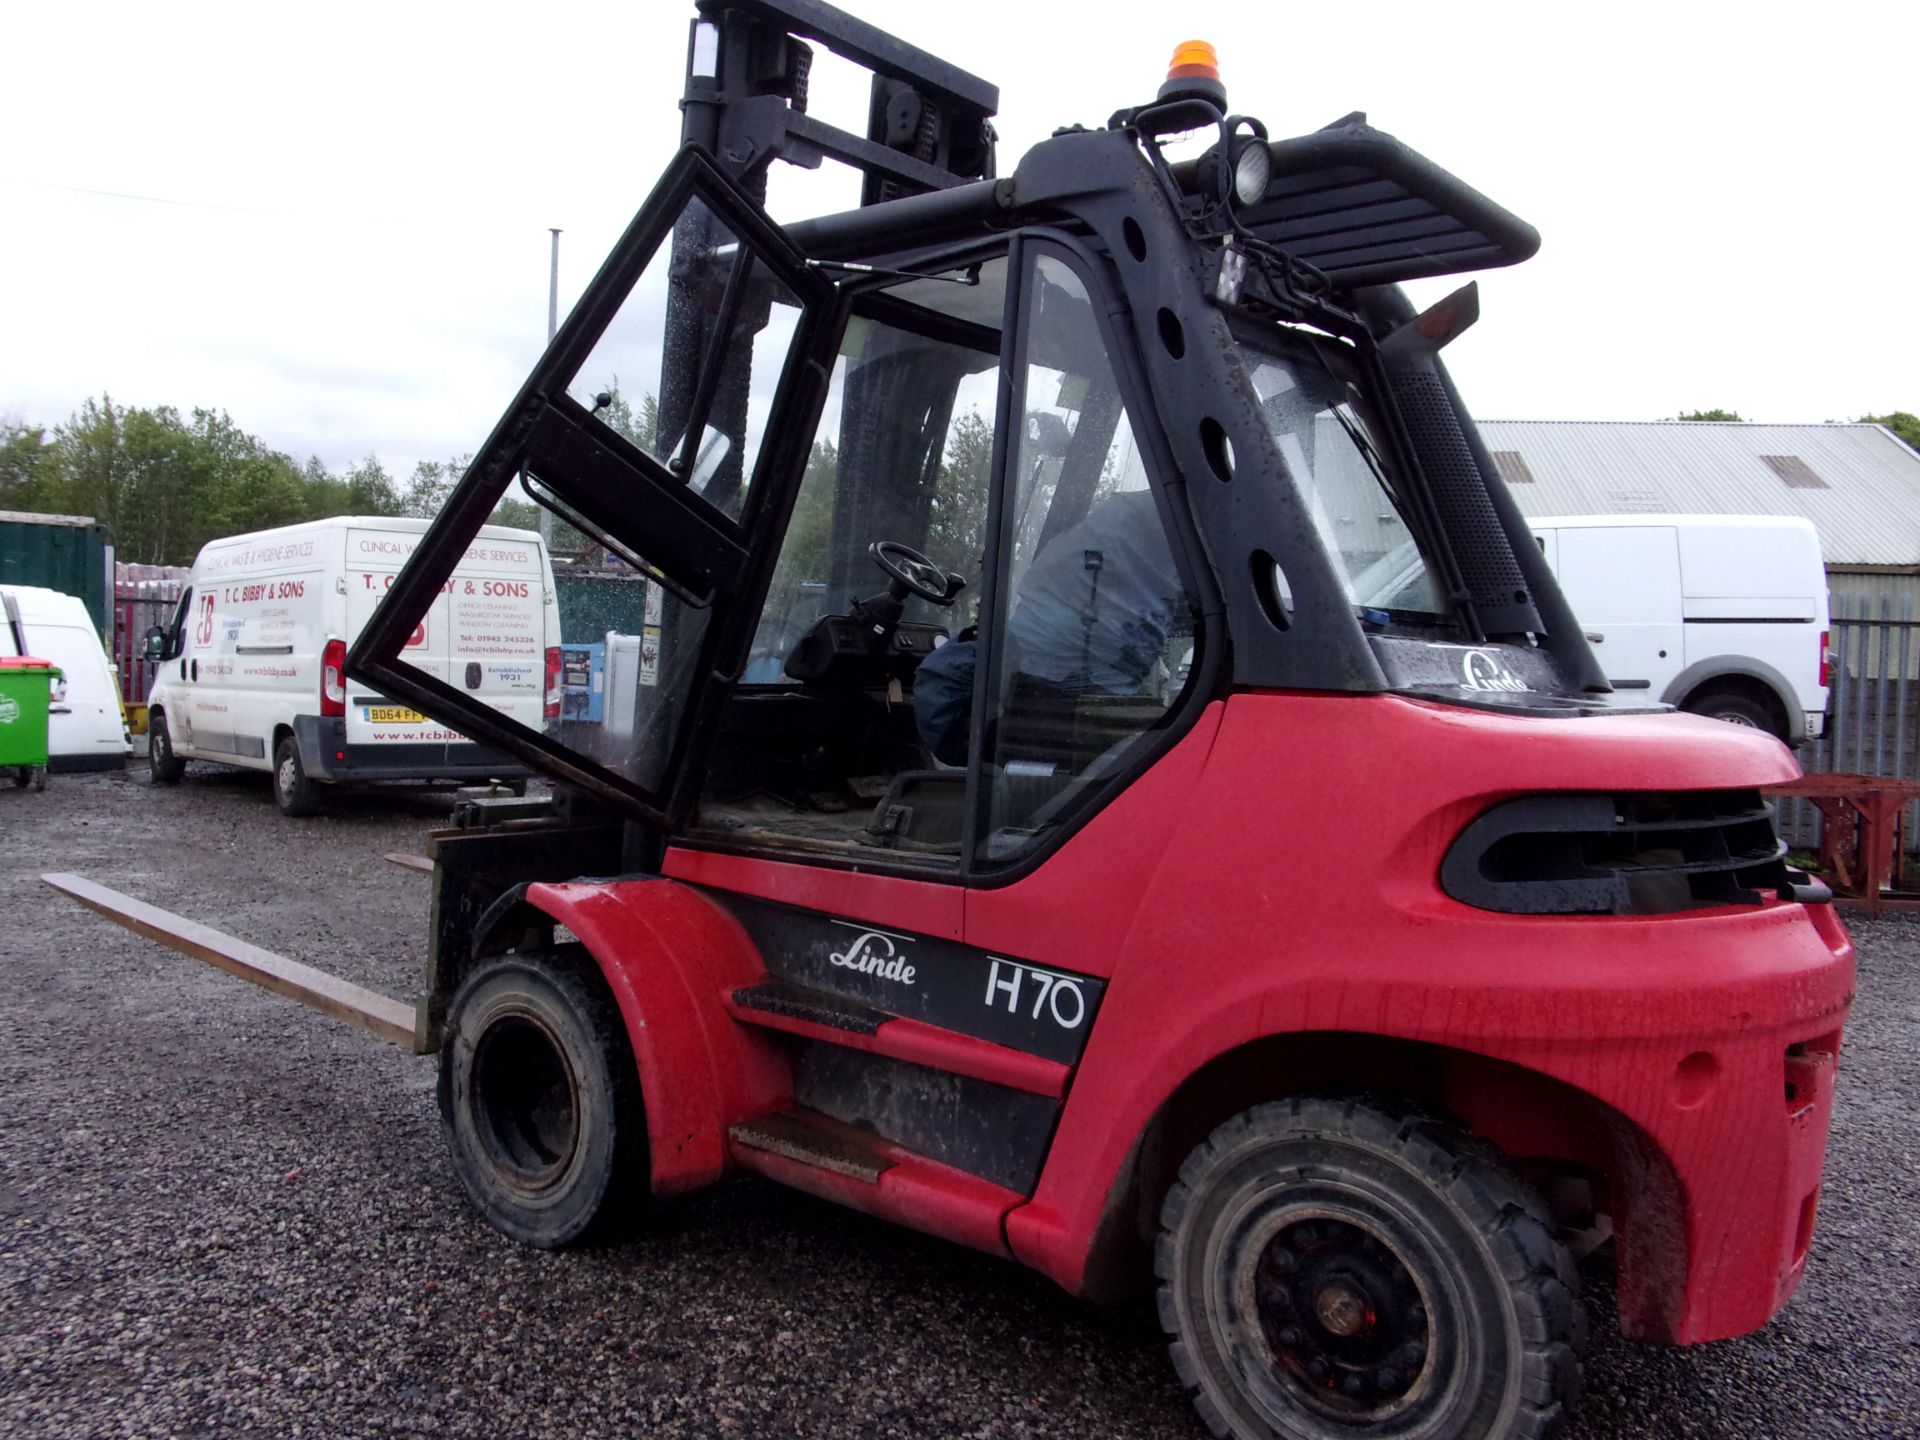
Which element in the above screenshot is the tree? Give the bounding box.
[1674,409,1743,422]
[402,457,470,519]
[490,497,541,530]
[343,455,401,515]
[1859,412,1920,454]
[924,409,994,583]
[0,423,52,511]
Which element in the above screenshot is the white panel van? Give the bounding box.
[0,584,132,771]
[144,516,558,814]
[1528,514,1829,744]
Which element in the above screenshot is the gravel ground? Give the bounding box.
[1,767,1915,1439]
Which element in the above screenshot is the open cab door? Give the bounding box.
[348,147,843,825]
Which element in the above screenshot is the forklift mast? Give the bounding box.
[678,0,998,203]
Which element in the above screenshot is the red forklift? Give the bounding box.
[347,4,1855,1436]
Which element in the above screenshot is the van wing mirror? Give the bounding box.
[143,626,167,661]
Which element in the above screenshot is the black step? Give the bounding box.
[728,1109,895,1184]
[731,978,887,1035]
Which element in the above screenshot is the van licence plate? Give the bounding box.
[364,705,426,724]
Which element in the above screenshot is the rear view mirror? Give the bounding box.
[143,626,166,661]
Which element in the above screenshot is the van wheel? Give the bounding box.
[1682,687,1781,739]
[148,713,186,784]
[439,948,647,1248]
[1157,1097,1584,1440]
[272,735,322,817]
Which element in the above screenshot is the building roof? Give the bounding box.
[1477,420,1920,568]
[0,509,97,528]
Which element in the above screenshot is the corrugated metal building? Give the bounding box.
[1482,419,1920,672]
[1479,419,1920,582]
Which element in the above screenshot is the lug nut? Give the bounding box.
[1278,1326,1301,1347]
[1377,1367,1401,1392]
[1342,1374,1367,1397]
[1307,1358,1329,1381]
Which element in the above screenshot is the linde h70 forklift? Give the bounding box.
[348,4,1855,1436]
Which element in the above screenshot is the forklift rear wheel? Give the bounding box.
[148,712,185,784]
[272,735,322,817]
[439,949,647,1249]
[1157,1097,1584,1440]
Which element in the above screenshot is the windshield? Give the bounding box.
[1232,328,1445,620]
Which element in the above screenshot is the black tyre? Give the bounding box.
[272,735,322,817]
[1158,1097,1584,1440]
[1681,688,1781,739]
[438,948,647,1248]
[148,712,186,784]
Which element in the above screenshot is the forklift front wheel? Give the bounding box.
[1156,1097,1584,1440]
[439,949,647,1249]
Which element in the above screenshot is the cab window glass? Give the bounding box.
[699,257,1006,863]
[978,253,1198,865]
[1233,331,1443,618]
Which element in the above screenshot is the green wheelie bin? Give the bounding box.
[0,657,61,791]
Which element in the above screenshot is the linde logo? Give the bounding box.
[828,920,917,985]
[1461,649,1528,693]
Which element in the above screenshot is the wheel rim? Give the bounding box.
[1712,711,1757,728]
[1252,1212,1432,1418]
[154,726,170,764]
[1220,1198,1462,1431]
[277,752,296,798]
[470,1012,581,1193]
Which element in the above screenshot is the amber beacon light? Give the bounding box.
[1159,39,1226,107]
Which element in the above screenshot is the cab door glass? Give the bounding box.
[561,198,806,525]
[348,147,838,822]
[979,253,1199,866]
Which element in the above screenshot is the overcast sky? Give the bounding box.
[3,1,1914,480]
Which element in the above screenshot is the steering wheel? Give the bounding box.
[871,541,962,606]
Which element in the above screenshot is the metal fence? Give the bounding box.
[113,581,185,707]
[1777,590,1919,854]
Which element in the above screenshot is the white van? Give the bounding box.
[1527,514,1829,744]
[144,516,558,814]
[0,584,132,771]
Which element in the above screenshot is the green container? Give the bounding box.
[0,658,61,774]
[0,514,110,634]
